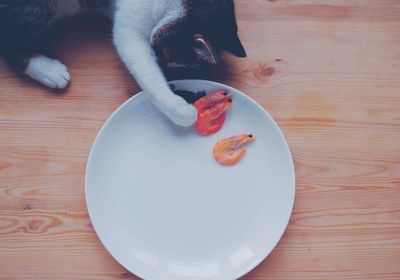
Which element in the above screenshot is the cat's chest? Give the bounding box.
[55,0,82,19]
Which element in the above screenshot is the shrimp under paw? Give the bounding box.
[213,134,256,165]
[194,89,232,136]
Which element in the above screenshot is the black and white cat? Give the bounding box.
[0,0,246,126]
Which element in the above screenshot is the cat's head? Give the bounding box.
[151,0,246,68]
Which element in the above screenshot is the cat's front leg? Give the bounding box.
[113,25,197,127]
[3,51,70,89]
[25,55,70,89]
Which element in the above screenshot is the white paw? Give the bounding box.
[25,55,70,89]
[154,94,198,127]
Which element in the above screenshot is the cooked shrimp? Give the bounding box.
[193,89,229,112]
[213,134,256,165]
[196,99,232,136]
[194,89,232,136]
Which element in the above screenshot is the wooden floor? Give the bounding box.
[1,1,400,279]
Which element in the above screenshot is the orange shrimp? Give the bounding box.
[195,99,232,136]
[213,134,256,165]
[193,89,229,112]
[193,89,232,136]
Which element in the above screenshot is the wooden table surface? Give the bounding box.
[1,1,399,279]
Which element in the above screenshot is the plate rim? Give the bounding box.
[85,79,296,280]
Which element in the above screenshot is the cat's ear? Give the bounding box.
[224,32,247,58]
[193,33,218,64]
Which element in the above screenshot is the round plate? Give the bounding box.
[85,80,295,280]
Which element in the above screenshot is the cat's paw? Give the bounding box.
[25,55,71,89]
[154,94,198,127]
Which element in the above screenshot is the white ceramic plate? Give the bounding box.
[85,80,295,280]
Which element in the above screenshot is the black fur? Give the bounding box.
[185,0,246,57]
[152,0,245,70]
[0,1,57,70]
[0,0,245,75]
[0,0,110,71]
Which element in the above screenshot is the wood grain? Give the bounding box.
[1,1,400,279]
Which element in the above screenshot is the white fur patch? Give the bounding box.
[25,55,71,89]
[153,94,198,126]
[55,0,82,19]
[150,0,186,41]
[113,0,197,126]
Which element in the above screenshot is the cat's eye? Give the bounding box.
[193,33,217,64]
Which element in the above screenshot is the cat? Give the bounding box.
[0,0,246,126]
